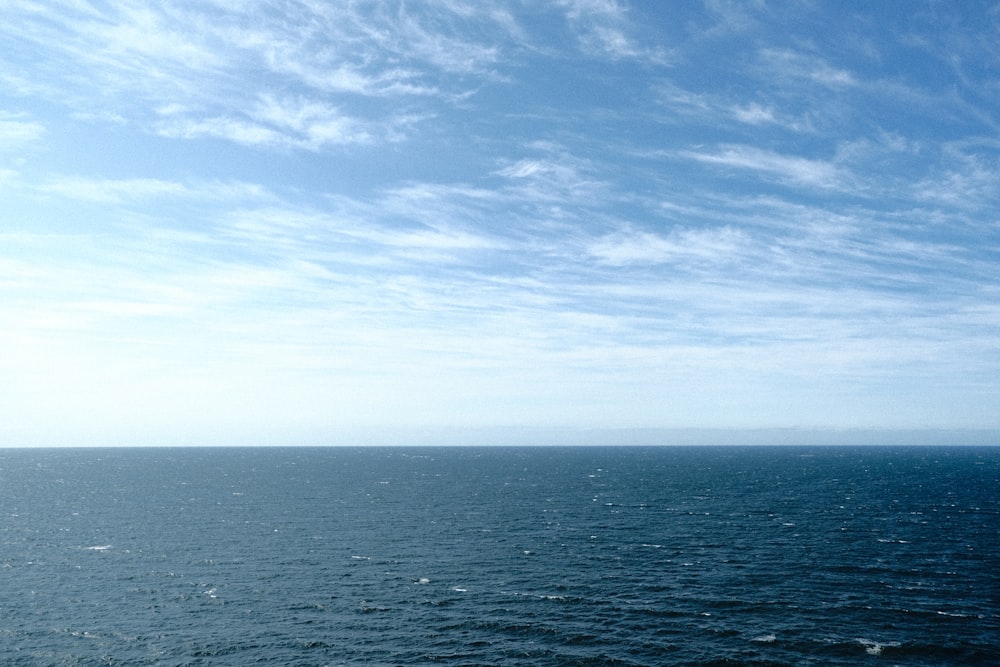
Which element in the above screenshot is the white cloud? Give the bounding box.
[555,0,667,62]
[155,103,189,116]
[557,0,628,19]
[0,113,45,147]
[36,175,272,204]
[732,103,776,125]
[758,48,858,87]
[215,194,501,272]
[655,84,715,116]
[89,4,226,72]
[679,145,844,189]
[38,176,187,203]
[157,116,284,148]
[251,95,371,148]
[393,8,502,74]
[701,0,769,34]
[0,0,508,154]
[588,226,747,266]
[654,86,813,134]
[0,169,19,186]
[498,158,575,180]
[494,152,605,204]
[157,109,374,151]
[265,56,434,97]
[912,151,1000,209]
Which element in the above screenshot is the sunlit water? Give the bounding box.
[1,446,996,665]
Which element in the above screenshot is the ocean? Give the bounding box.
[0,446,996,666]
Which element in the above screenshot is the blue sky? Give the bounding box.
[2,1,998,446]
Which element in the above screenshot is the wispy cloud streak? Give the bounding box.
[678,145,844,189]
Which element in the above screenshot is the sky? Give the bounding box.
[1,1,998,446]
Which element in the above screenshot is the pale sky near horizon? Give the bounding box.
[2,1,998,446]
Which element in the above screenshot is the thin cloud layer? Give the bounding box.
[1,1,997,445]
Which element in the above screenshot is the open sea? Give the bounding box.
[0,446,996,666]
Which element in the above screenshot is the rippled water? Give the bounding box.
[1,446,996,665]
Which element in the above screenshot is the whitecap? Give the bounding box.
[84,545,112,551]
[752,633,776,643]
[858,638,900,655]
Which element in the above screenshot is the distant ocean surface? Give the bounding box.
[1,446,996,666]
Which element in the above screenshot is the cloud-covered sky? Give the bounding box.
[2,1,998,445]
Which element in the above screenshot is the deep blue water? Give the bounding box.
[0,446,996,666]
